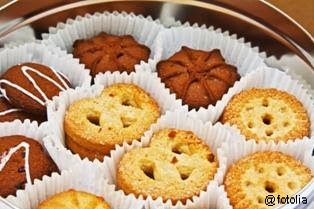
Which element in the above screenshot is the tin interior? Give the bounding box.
[0,1,313,208]
[0,0,313,85]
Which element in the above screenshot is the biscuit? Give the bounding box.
[0,135,58,197]
[73,32,150,77]
[0,62,71,116]
[224,151,312,209]
[0,95,46,123]
[37,189,111,209]
[117,129,218,203]
[221,88,310,142]
[157,46,240,109]
[64,83,160,160]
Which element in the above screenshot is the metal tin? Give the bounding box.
[0,1,313,208]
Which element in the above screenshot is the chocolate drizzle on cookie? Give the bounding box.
[0,65,70,107]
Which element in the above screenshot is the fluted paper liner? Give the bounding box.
[149,182,232,209]
[45,70,185,170]
[158,25,266,74]
[153,25,267,118]
[42,11,164,69]
[101,110,243,209]
[188,67,314,141]
[0,120,59,200]
[219,139,314,208]
[6,160,145,209]
[0,42,91,88]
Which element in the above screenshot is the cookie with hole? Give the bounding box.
[221,88,310,142]
[221,139,313,209]
[117,128,218,204]
[0,120,59,198]
[64,83,160,161]
[46,70,183,170]
[100,111,235,209]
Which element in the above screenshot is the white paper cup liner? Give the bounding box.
[149,182,232,209]
[101,110,243,209]
[6,160,145,209]
[42,11,164,70]
[0,42,91,88]
[45,85,104,171]
[45,70,185,170]
[188,67,314,141]
[154,25,267,119]
[219,139,314,208]
[158,25,266,74]
[0,120,59,200]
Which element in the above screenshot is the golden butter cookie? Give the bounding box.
[117,129,218,203]
[64,83,160,160]
[221,88,310,142]
[37,189,111,209]
[224,151,312,209]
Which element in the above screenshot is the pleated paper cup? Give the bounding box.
[101,110,243,209]
[45,70,186,170]
[6,160,145,209]
[149,182,232,209]
[0,42,91,88]
[158,25,266,74]
[188,67,314,142]
[42,11,164,69]
[0,120,59,199]
[153,25,267,120]
[220,139,314,208]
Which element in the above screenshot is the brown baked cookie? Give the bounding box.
[117,129,218,204]
[221,88,310,142]
[0,95,46,123]
[157,46,240,109]
[37,190,111,209]
[224,151,312,209]
[0,135,58,197]
[0,62,71,116]
[73,32,150,77]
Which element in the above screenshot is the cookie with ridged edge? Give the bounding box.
[73,32,150,77]
[157,46,240,109]
[224,151,312,209]
[0,135,58,197]
[64,83,160,161]
[37,189,111,209]
[117,128,218,204]
[221,88,310,142]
